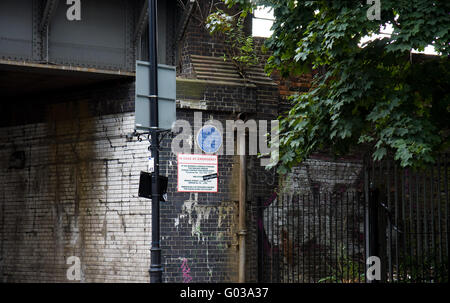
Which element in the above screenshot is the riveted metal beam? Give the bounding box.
[40,0,60,33]
[175,0,195,43]
[134,0,149,45]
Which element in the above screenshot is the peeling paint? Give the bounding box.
[206,246,212,281]
[217,205,231,228]
[177,193,213,242]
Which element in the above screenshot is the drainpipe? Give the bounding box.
[238,126,247,283]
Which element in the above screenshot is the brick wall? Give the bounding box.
[161,109,240,283]
[0,70,281,283]
[0,98,152,282]
[281,154,365,195]
[162,77,280,282]
[177,0,252,77]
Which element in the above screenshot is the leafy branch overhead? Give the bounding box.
[218,0,450,173]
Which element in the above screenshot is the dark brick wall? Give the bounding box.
[160,109,239,282]
[177,0,251,77]
[161,77,280,282]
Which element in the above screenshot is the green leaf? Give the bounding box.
[373,147,387,162]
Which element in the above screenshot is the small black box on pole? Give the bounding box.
[138,171,168,201]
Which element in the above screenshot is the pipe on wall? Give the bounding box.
[237,121,247,283]
[238,154,247,282]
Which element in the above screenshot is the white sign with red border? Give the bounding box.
[177,154,219,193]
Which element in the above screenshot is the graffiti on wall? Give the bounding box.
[180,258,193,283]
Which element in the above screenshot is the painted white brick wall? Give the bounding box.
[0,112,154,282]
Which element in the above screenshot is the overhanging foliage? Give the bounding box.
[217,0,450,173]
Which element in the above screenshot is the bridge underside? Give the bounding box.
[0,60,134,99]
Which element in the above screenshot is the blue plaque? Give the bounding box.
[197,125,222,154]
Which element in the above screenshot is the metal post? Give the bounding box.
[257,197,263,283]
[367,185,380,283]
[238,151,247,283]
[148,0,163,283]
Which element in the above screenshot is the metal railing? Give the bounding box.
[367,154,449,283]
[257,154,449,283]
[257,192,367,283]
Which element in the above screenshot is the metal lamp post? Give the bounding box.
[148,0,163,283]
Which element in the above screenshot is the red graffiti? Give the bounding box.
[180,258,193,283]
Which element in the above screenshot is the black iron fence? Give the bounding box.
[367,154,449,282]
[257,192,367,283]
[257,154,449,283]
